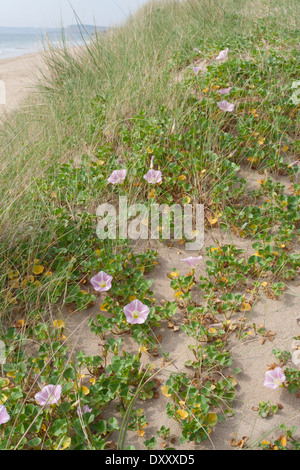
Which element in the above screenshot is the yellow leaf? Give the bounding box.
[205,413,218,427]
[208,216,218,225]
[161,386,171,397]
[54,436,71,451]
[176,409,189,420]
[203,87,209,93]
[100,303,108,312]
[241,302,251,311]
[0,395,8,405]
[7,372,16,378]
[228,377,238,387]
[175,291,184,298]
[81,386,90,396]
[53,319,65,329]
[129,295,137,301]
[262,440,271,446]
[208,328,217,334]
[178,175,187,181]
[280,435,287,447]
[90,378,96,385]
[168,271,179,279]
[33,265,45,275]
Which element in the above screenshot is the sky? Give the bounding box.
[0,0,150,28]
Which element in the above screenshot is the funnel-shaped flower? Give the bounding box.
[144,169,162,184]
[107,169,127,185]
[192,67,202,75]
[264,367,286,390]
[123,299,150,325]
[217,100,235,112]
[219,87,232,95]
[180,256,203,267]
[0,405,10,425]
[35,384,62,406]
[216,48,229,61]
[91,271,113,292]
[77,405,92,418]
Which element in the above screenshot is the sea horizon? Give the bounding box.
[0,25,103,60]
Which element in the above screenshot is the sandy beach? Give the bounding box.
[0,51,45,114]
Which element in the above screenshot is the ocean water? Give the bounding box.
[0,28,92,60]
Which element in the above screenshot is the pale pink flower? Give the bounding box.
[0,405,10,424]
[77,405,92,418]
[219,87,232,95]
[288,160,299,167]
[217,100,235,112]
[192,67,201,75]
[107,169,127,185]
[150,156,155,169]
[91,271,113,292]
[264,367,286,390]
[216,48,229,61]
[180,256,203,267]
[123,299,150,325]
[193,48,201,54]
[35,384,62,406]
[144,169,162,184]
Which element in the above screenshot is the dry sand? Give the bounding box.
[0,51,45,115]
[1,51,300,450]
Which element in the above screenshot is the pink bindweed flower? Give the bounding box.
[35,384,62,406]
[77,405,92,418]
[150,156,155,169]
[219,87,232,95]
[191,67,202,75]
[107,169,127,185]
[91,271,113,292]
[0,405,10,425]
[264,367,286,390]
[193,48,201,54]
[216,48,229,61]
[288,160,299,167]
[180,256,203,267]
[144,169,162,184]
[217,100,235,112]
[123,299,150,325]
